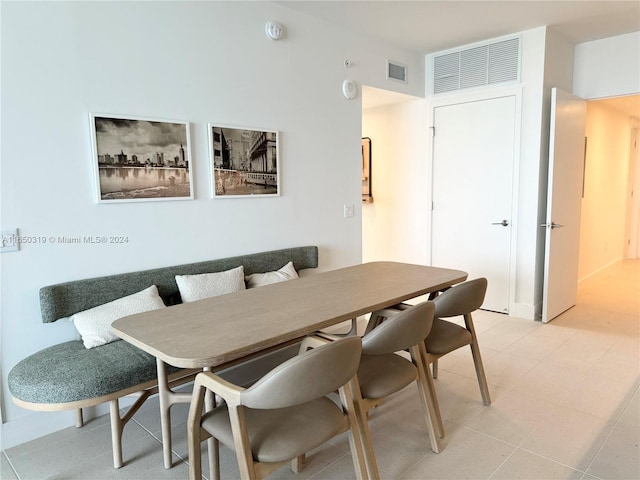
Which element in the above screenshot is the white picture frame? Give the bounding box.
[90,113,193,203]
[208,123,280,198]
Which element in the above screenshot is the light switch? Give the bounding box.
[344,204,354,218]
[1,229,19,253]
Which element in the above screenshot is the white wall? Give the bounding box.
[574,32,640,99]
[0,1,424,448]
[361,92,429,265]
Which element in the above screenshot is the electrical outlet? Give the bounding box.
[1,229,19,253]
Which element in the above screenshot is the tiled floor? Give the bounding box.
[3,260,639,479]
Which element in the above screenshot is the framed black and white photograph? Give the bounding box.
[208,124,279,198]
[362,137,373,203]
[90,114,193,203]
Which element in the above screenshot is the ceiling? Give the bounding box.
[278,1,640,55]
[279,1,640,116]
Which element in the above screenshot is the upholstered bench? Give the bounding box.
[8,246,318,468]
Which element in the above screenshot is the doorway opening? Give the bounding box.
[579,94,640,279]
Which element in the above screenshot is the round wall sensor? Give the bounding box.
[342,79,357,99]
[265,21,283,40]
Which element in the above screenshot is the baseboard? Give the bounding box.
[578,258,623,283]
[2,403,114,450]
[508,302,536,320]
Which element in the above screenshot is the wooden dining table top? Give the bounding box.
[112,261,467,369]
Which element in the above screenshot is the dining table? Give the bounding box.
[112,261,468,472]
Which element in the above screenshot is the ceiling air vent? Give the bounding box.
[387,60,407,84]
[434,37,520,94]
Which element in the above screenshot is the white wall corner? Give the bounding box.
[573,31,640,99]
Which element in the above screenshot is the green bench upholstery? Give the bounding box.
[8,246,318,468]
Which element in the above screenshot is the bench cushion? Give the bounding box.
[71,285,166,349]
[175,266,246,303]
[245,261,299,288]
[9,340,181,405]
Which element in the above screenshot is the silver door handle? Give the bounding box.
[491,220,509,227]
[540,222,564,229]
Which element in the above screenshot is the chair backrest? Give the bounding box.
[433,278,487,318]
[362,301,435,355]
[240,336,362,409]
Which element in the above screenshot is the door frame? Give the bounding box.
[428,85,523,315]
[625,120,640,259]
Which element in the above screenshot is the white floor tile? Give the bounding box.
[521,405,615,471]
[490,449,584,479]
[465,388,554,446]
[511,360,587,405]
[400,427,515,480]
[618,387,640,428]
[560,369,638,422]
[586,421,640,480]
[1,453,19,480]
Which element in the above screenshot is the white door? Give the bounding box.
[431,95,516,313]
[542,88,587,323]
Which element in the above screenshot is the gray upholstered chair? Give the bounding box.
[311,301,443,458]
[358,301,443,454]
[426,277,491,405]
[187,336,371,480]
[360,277,490,443]
[368,278,491,408]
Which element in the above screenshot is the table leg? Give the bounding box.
[156,359,174,469]
[156,359,202,469]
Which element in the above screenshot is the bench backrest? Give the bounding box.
[39,246,319,323]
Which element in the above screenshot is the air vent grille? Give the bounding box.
[488,38,519,83]
[387,60,407,83]
[434,53,459,93]
[460,45,488,89]
[434,37,519,94]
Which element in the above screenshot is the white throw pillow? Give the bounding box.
[176,266,246,303]
[72,285,166,349]
[245,261,299,288]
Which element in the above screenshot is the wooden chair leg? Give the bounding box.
[424,363,445,438]
[464,314,491,406]
[432,359,439,379]
[411,346,442,453]
[342,379,378,480]
[188,382,206,480]
[206,388,220,480]
[470,341,491,405]
[188,428,203,480]
[208,438,220,480]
